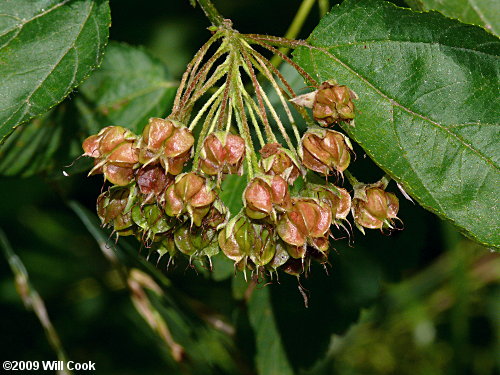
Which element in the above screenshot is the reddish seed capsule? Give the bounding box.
[300,128,352,175]
[290,80,357,127]
[352,185,400,231]
[199,132,246,176]
[313,81,356,126]
[136,164,172,203]
[82,126,139,185]
[243,175,291,220]
[276,198,332,255]
[139,118,194,175]
[163,172,216,226]
[308,184,351,222]
[259,143,301,184]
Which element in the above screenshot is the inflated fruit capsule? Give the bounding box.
[259,143,301,184]
[313,81,356,126]
[352,186,399,231]
[249,225,276,267]
[218,216,255,262]
[139,118,194,175]
[276,198,332,253]
[97,188,129,226]
[163,172,216,226]
[281,258,304,277]
[266,241,290,271]
[136,165,172,203]
[199,132,245,176]
[309,184,351,222]
[300,128,352,175]
[97,187,135,235]
[243,175,290,220]
[174,224,217,257]
[82,126,139,185]
[290,80,357,127]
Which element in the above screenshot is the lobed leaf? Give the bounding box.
[293,0,500,247]
[0,0,110,141]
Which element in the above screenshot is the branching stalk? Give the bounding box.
[269,0,316,67]
[239,48,275,142]
[247,51,302,145]
[193,95,224,169]
[195,0,225,27]
[172,32,222,114]
[188,83,226,131]
[244,36,318,86]
[232,102,255,179]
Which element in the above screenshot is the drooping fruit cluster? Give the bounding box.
[82,25,401,280]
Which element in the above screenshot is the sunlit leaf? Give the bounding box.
[294,0,500,248]
[408,0,499,36]
[0,0,110,141]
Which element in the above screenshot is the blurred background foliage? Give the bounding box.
[0,0,498,374]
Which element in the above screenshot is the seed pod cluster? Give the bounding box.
[82,118,247,263]
[81,27,403,285]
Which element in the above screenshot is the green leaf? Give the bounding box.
[0,100,90,177]
[0,0,110,142]
[0,42,178,177]
[408,0,499,36]
[0,109,63,176]
[294,0,500,248]
[79,42,178,133]
[248,288,294,375]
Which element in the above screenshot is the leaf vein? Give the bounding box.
[308,45,498,171]
[0,0,71,38]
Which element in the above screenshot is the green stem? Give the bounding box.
[232,102,256,179]
[248,51,302,145]
[192,95,224,169]
[380,174,392,189]
[318,0,329,18]
[188,84,225,131]
[269,0,316,67]
[172,32,222,116]
[344,170,361,187]
[239,48,275,142]
[195,0,225,27]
